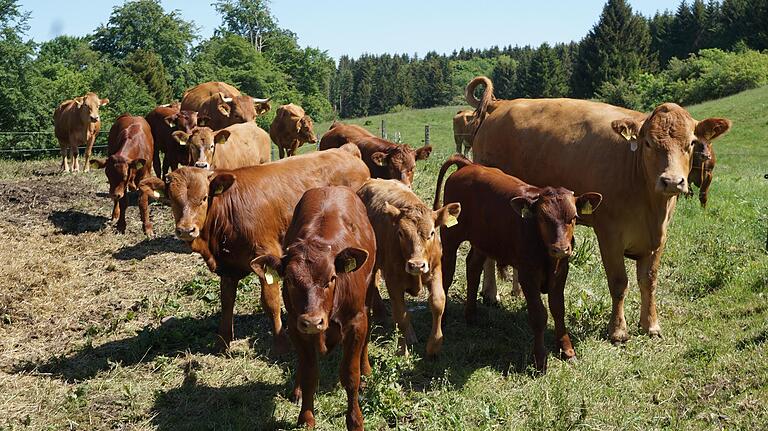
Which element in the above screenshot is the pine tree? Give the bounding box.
[528,43,569,98]
[491,56,517,99]
[123,49,173,103]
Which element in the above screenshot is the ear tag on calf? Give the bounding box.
[344,258,357,273]
[135,161,144,170]
[168,121,176,128]
[621,128,632,141]
[521,207,533,218]
[445,214,459,227]
[265,267,280,284]
[214,185,224,195]
[630,141,638,152]
[581,201,593,215]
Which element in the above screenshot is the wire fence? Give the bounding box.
[0,130,110,159]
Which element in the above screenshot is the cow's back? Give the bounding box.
[318,123,375,150]
[181,82,241,111]
[108,115,154,161]
[214,122,271,169]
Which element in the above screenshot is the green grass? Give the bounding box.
[2,88,768,430]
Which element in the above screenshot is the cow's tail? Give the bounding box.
[433,154,473,210]
[465,76,495,141]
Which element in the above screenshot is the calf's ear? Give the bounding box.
[90,159,106,169]
[217,103,231,117]
[164,114,178,128]
[172,130,190,146]
[209,172,236,196]
[371,151,388,166]
[139,177,167,201]
[695,118,731,141]
[335,247,369,274]
[250,255,284,283]
[74,97,84,108]
[434,202,461,227]
[131,158,146,171]
[100,98,109,106]
[510,196,536,219]
[214,130,231,145]
[415,145,433,161]
[382,201,401,220]
[576,192,603,216]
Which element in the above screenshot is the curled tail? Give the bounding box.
[465,76,495,141]
[433,154,473,210]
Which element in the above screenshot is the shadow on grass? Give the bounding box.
[48,209,108,234]
[151,378,291,431]
[112,235,190,260]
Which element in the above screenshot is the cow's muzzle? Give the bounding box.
[175,225,199,241]
[297,313,328,335]
[405,259,429,275]
[658,175,688,195]
[548,245,572,259]
[90,116,100,123]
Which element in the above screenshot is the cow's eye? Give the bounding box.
[327,275,337,288]
[429,229,435,238]
[397,230,404,238]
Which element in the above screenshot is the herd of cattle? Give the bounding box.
[51,77,731,430]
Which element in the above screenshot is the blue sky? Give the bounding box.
[20,0,676,59]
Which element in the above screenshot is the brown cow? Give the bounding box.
[435,155,602,372]
[467,76,731,343]
[452,109,475,156]
[145,105,199,177]
[180,81,270,131]
[173,122,271,170]
[319,123,432,187]
[687,140,717,207]
[357,179,460,357]
[139,145,370,354]
[53,92,109,173]
[90,114,154,236]
[251,186,375,431]
[269,103,317,158]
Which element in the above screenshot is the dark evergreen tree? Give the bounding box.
[492,56,517,99]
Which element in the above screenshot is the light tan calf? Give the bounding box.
[173,122,271,170]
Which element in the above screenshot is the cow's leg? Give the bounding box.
[111,198,120,222]
[340,313,366,431]
[278,145,286,159]
[138,186,153,237]
[153,148,162,178]
[115,195,128,234]
[59,142,69,173]
[296,338,318,428]
[259,275,289,355]
[455,137,463,154]
[368,270,387,324]
[519,270,548,373]
[71,140,80,172]
[548,263,574,361]
[426,269,446,357]
[511,268,524,297]
[699,172,712,208]
[465,246,486,324]
[84,133,95,173]
[597,235,629,344]
[387,276,416,354]
[481,258,500,305]
[440,234,459,295]
[636,250,662,338]
[217,276,239,351]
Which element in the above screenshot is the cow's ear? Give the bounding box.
[696,118,731,142]
[382,201,401,220]
[611,118,642,145]
[164,114,178,128]
[334,247,368,274]
[89,158,106,169]
[510,196,537,219]
[415,145,433,161]
[131,158,146,171]
[214,129,231,145]
[172,130,190,146]
[74,97,84,108]
[209,172,235,196]
[434,202,461,227]
[371,151,388,166]
[253,97,271,115]
[197,115,210,127]
[217,103,231,117]
[250,254,284,283]
[100,98,109,106]
[576,192,603,216]
[139,176,167,200]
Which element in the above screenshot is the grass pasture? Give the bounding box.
[1,87,768,430]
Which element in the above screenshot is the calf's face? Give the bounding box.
[215,93,270,128]
[371,145,432,187]
[92,156,145,201]
[511,188,602,259]
[251,247,368,335]
[173,127,231,170]
[382,202,461,275]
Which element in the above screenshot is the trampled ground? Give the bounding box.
[1,87,767,430]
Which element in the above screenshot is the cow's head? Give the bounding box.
[139,167,234,241]
[381,199,461,275]
[91,155,145,201]
[251,245,368,335]
[172,127,231,170]
[214,93,270,128]
[164,110,199,134]
[371,144,432,187]
[688,140,717,207]
[511,188,602,259]
[298,115,317,144]
[75,92,109,123]
[611,104,730,197]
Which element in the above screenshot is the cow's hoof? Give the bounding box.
[144,229,155,239]
[648,329,662,339]
[426,337,443,358]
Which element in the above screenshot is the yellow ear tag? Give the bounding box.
[265,267,280,284]
[445,214,458,227]
[344,258,357,273]
[214,185,224,195]
[135,161,144,170]
[581,201,593,215]
[620,128,632,141]
[152,190,164,198]
[168,121,176,128]
[521,207,532,218]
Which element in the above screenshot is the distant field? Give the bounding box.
[1,88,767,430]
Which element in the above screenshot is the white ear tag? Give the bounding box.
[153,190,164,198]
[630,141,638,152]
[445,214,458,227]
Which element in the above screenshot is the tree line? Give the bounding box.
[1,0,767,153]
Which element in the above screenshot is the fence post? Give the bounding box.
[424,125,430,146]
[381,119,386,139]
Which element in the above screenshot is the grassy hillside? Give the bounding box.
[1,88,767,430]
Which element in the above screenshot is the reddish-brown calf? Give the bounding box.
[145,104,198,177]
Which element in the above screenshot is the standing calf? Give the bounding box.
[173,122,271,170]
[435,155,602,372]
[252,186,375,431]
[357,179,460,356]
[145,104,198,177]
[53,92,109,173]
